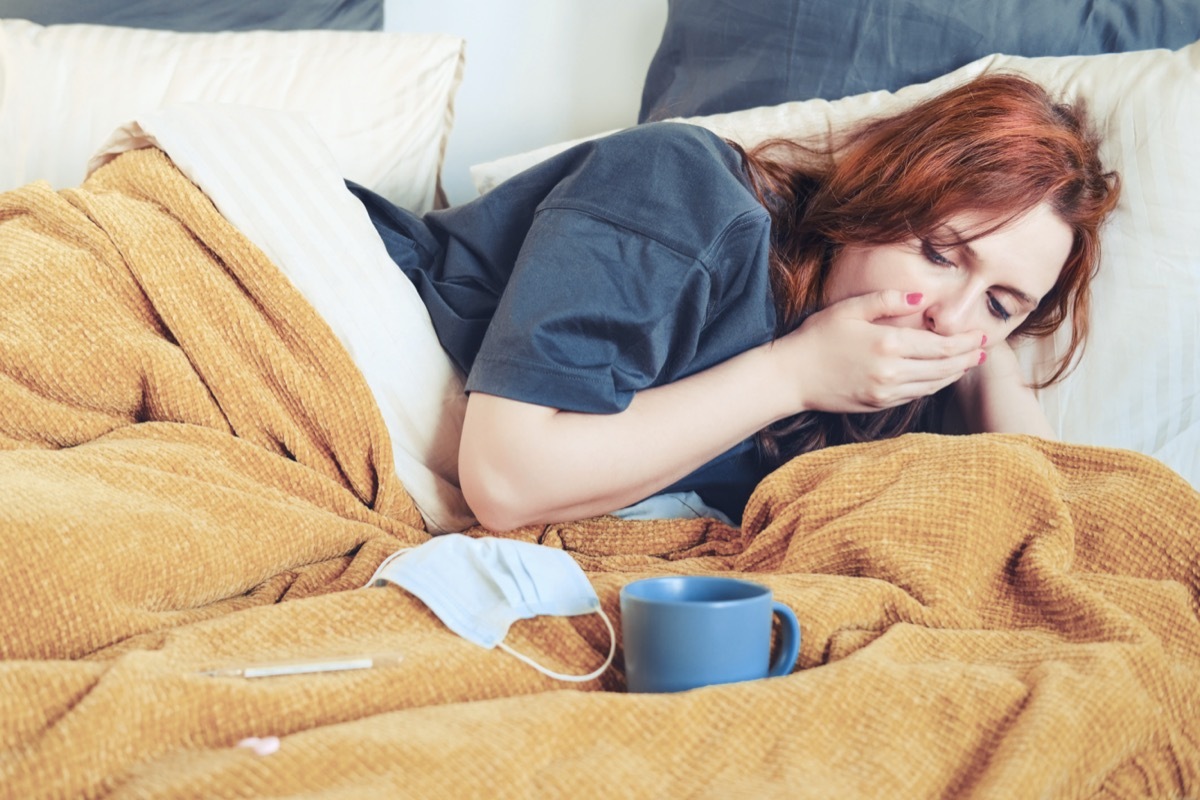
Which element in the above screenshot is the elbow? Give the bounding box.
[462,479,526,533]
[458,393,564,531]
[458,447,541,533]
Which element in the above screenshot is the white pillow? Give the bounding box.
[0,19,464,213]
[89,104,474,534]
[470,41,1200,489]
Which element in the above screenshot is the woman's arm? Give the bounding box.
[460,344,788,530]
[950,339,1056,438]
[460,290,986,530]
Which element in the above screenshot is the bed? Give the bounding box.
[1,1,1198,797]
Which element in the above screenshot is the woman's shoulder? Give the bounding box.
[544,122,761,225]
[601,120,729,147]
[585,122,742,174]
[466,122,747,216]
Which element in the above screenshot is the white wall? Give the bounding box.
[383,0,668,205]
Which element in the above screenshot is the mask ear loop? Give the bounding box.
[497,606,617,683]
[364,547,416,588]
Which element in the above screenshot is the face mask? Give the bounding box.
[365,534,615,682]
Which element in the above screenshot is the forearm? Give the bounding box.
[957,381,1055,437]
[459,344,792,530]
[952,345,1055,438]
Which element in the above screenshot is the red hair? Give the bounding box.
[735,73,1120,463]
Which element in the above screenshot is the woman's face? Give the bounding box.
[824,203,1074,341]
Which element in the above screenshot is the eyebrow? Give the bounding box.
[944,227,1040,309]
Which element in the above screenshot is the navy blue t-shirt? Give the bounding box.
[351,122,777,523]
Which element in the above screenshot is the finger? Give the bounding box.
[881,369,975,407]
[877,348,983,390]
[851,354,979,409]
[888,377,964,405]
[888,327,987,360]
[838,289,925,322]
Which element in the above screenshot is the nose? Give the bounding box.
[923,289,977,336]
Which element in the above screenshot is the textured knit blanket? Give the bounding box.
[1,148,1198,800]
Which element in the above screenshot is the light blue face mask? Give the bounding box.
[365,534,615,682]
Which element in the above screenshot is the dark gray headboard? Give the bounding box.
[0,0,383,31]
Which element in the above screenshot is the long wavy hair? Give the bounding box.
[732,73,1121,466]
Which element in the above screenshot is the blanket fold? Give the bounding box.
[1,149,1198,799]
[0,149,427,664]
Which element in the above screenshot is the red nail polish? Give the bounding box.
[981,334,988,347]
[979,351,987,365]
[906,292,922,305]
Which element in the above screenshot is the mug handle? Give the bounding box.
[768,602,801,678]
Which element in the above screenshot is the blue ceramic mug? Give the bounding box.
[619,576,801,693]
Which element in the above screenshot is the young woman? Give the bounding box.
[351,73,1120,531]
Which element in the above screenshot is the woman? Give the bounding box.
[352,73,1119,531]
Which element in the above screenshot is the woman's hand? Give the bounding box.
[951,338,1056,437]
[771,289,987,414]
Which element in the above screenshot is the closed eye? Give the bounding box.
[921,240,953,267]
[987,294,1012,322]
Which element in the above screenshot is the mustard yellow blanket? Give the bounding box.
[1,150,1197,799]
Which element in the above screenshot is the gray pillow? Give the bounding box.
[640,0,1200,121]
[0,0,383,31]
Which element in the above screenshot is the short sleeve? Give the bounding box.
[465,207,713,413]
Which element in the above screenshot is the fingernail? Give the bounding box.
[906,292,922,305]
[981,334,988,347]
[979,351,987,365]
